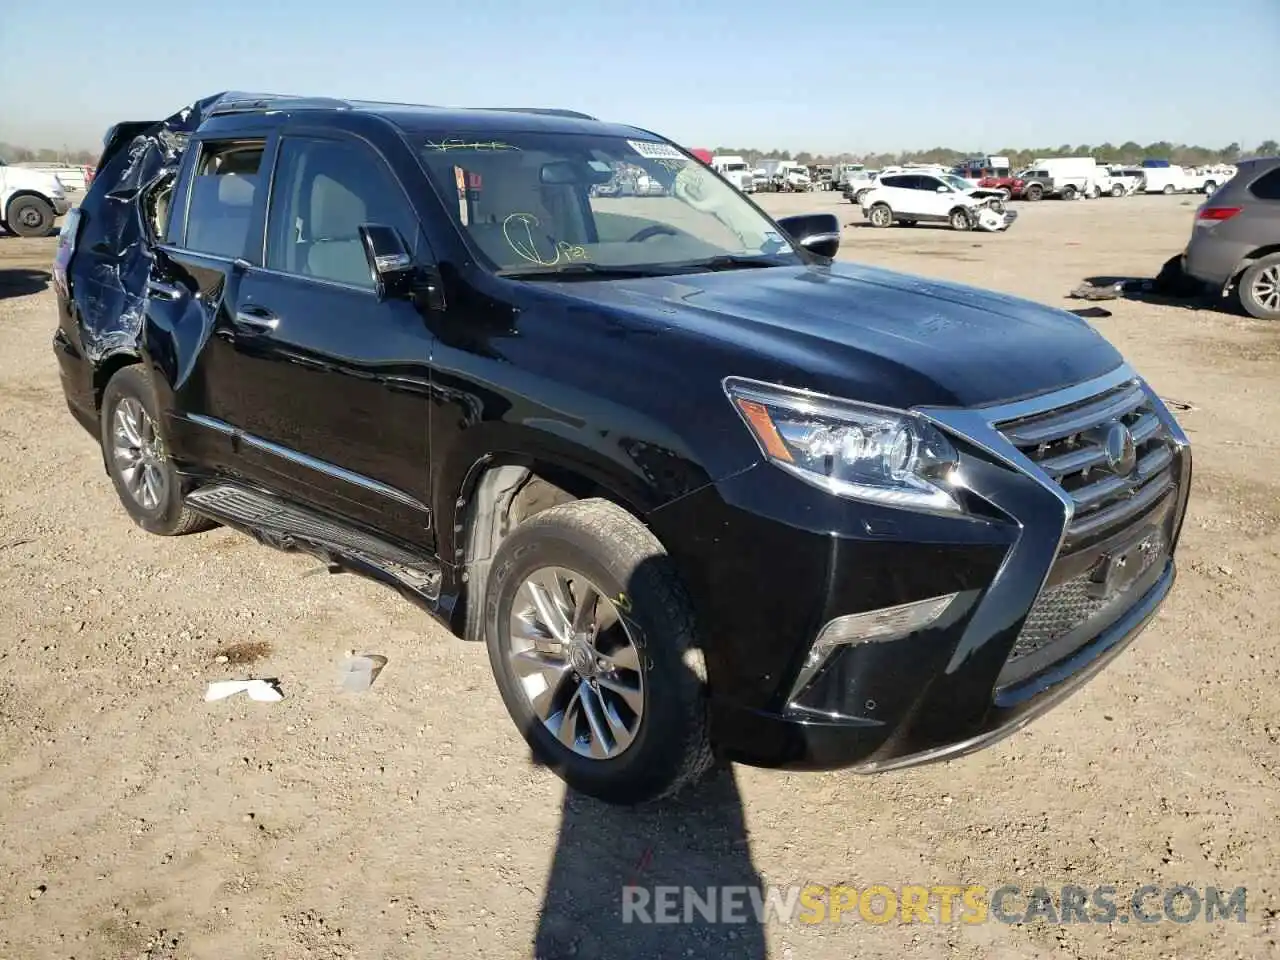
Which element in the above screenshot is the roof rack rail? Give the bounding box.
[208,93,353,116]
[475,107,597,121]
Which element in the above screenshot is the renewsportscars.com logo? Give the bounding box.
[621,884,1249,926]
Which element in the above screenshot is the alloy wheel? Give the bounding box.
[1252,265,1280,314]
[110,397,168,511]
[507,566,644,759]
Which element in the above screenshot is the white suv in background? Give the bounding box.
[860,172,1013,231]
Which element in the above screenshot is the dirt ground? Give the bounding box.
[1,193,1277,960]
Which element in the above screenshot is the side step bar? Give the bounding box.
[186,482,442,604]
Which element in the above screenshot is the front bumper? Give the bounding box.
[648,365,1191,772]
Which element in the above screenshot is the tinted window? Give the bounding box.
[918,177,944,191]
[266,138,414,288]
[1249,167,1280,200]
[879,175,906,188]
[181,141,264,258]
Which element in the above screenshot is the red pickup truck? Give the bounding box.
[977,172,1033,199]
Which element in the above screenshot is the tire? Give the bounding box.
[100,366,216,537]
[1203,181,1217,195]
[1162,184,1175,195]
[1060,185,1077,201]
[1111,184,1124,197]
[949,207,973,231]
[867,203,893,227]
[1089,185,1101,199]
[854,189,871,206]
[484,498,714,805]
[988,198,1007,214]
[1025,184,1044,201]
[5,195,55,238]
[1237,254,1280,321]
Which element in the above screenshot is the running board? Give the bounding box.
[186,482,441,603]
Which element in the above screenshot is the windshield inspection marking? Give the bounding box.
[425,139,520,152]
[501,213,558,267]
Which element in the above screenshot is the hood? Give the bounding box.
[542,262,1122,409]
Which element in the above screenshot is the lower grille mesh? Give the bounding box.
[1009,532,1165,663]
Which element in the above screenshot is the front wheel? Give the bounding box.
[5,195,55,238]
[1203,181,1217,195]
[854,189,871,205]
[949,207,973,231]
[100,366,216,536]
[867,203,893,227]
[1025,184,1044,201]
[1163,184,1175,195]
[1111,183,1124,197]
[1237,254,1280,321]
[484,499,714,805]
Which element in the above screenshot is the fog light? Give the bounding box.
[787,593,959,704]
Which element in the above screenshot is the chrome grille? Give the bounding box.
[995,379,1178,547]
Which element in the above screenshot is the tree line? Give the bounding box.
[0,143,99,165]
[710,141,1278,169]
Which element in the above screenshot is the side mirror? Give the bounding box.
[359,223,415,300]
[775,213,840,259]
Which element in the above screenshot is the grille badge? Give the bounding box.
[1102,421,1137,477]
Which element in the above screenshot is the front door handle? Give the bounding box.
[232,308,280,334]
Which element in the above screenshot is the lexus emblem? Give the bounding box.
[1103,421,1137,476]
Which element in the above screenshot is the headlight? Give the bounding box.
[724,377,962,513]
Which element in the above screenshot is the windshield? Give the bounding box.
[417,133,797,275]
[942,175,973,190]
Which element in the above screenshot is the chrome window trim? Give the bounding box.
[184,414,427,512]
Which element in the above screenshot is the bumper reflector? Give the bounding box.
[788,593,959,704]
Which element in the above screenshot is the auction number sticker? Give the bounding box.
[627,140,686,160]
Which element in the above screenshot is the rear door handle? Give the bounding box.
[232,308,280,334]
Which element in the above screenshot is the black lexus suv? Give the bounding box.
[53,92,1191,804]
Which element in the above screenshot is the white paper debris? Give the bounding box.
[204,679,284,703]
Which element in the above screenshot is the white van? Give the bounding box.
[1031,157,1107,198]
[1140,166,1190,194]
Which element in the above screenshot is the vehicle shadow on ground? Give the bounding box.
[1069,255,1227,314]
[534,765,767,959]
[524,552,768,959]
[0,269,51,300]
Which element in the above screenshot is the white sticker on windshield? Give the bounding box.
[627,139,686,160]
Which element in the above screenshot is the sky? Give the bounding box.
[2,0,1277,155]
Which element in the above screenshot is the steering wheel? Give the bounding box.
[627,224,679,243]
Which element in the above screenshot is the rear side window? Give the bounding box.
[1249,167,1280,200]
[266,138,415,288]
[879,175,905,188]
[180,141,264,258]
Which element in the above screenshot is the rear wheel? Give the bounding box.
[1060,185,1078,201]
[949,207,973,231]
[868,203,893,227]
[1203,181,1217,195]
[5,195,55,238]
[100,366,216,536]
[1237,254,1280,321]
[1163,184,1175,195]
[854,188,871,205]
[1111,183,1124,197]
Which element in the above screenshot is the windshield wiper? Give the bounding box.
[679,255,790,272]
[496,263,670,281]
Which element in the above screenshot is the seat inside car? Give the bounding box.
[185,173,256,257]
[304,172,371,286]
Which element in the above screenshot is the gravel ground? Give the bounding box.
[0,194,1277,960]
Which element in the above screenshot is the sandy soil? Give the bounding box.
[0,194,1277,959]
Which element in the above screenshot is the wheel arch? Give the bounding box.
[92,350,144,413]
[438,430,701,641]
[1232,244,1280,281]
[3,188,56,216]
